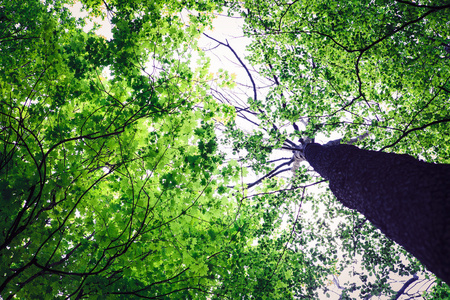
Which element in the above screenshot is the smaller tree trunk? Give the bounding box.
[304,143,450,284]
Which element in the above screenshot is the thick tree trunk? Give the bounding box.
[304,143,450,284]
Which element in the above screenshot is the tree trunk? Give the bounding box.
[304,143,450,284]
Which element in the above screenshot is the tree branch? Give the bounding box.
[380,117,450,151]
[203,33,258,102]
[394,274,418,300]
[394,0,450,9]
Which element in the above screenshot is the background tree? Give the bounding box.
[0,0,245,298]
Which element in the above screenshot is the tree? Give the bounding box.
[0,0,246,298]
[2,0,450,299]
[303,142,450,284]
[2,1,329,299]
[214,0,450,298]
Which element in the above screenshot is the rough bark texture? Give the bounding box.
[304,143,450,284]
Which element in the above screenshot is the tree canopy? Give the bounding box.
[1,0,449,299]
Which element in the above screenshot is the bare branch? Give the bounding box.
[394,274,418,300]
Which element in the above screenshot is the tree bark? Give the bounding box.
[304,143,450,284]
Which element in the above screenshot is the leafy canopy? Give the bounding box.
[0,0,243,298]
[1,0,450,299]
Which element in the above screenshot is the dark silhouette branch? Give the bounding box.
[203,33,258,102]
[246,166,292,189]
[394,0,450,9]
[277,0,300,31]
[380,117,450,151]
[243,180,326,200]
[229,159,294,189]
[394,274,418,300]
[262,187,305,292]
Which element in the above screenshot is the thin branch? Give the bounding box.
[246,166,293,189]
[277,0,300,31]
[394,0,450,9]
[380,117,450,151]
[262,188,306,291]
[394,274,418,300]
[203,33,258,102]
[243,180,326,199]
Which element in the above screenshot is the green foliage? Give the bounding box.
[425,279,450,299]
[220,0,450,298]
[232,0,450,160]
[2,0,450,299]
[0,0,241,298]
